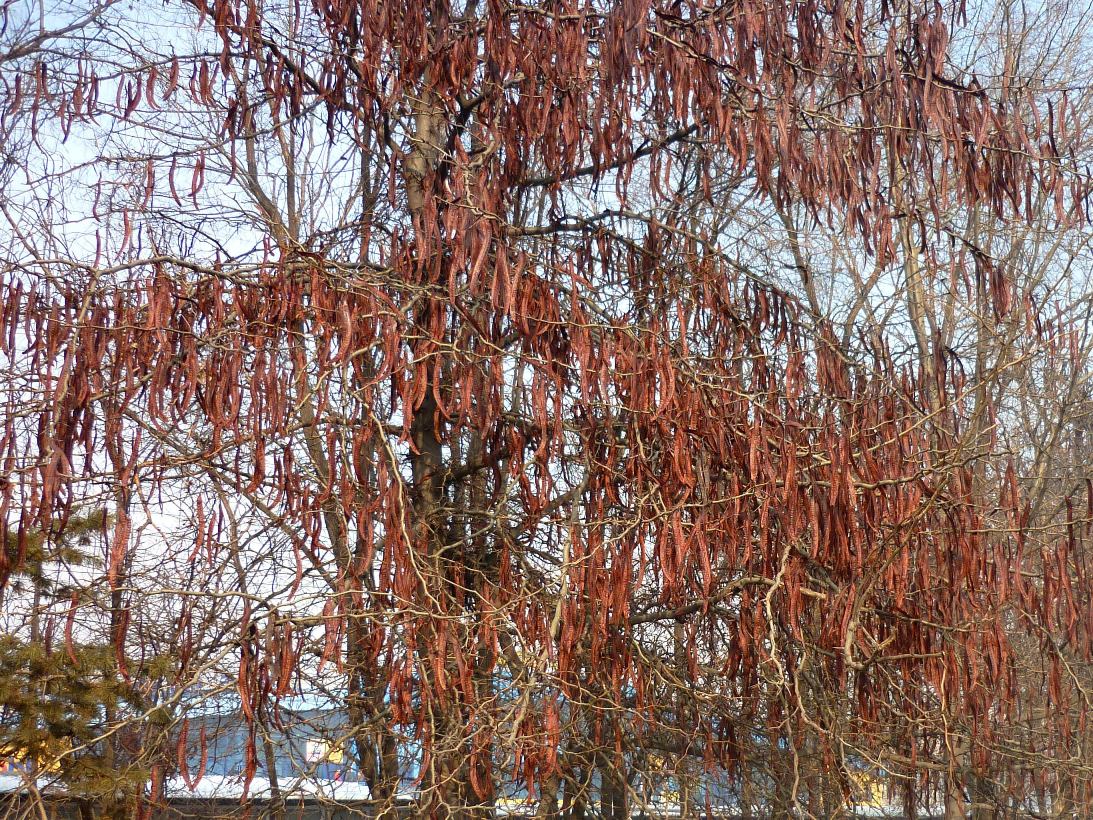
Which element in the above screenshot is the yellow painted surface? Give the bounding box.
[849,769,888,808]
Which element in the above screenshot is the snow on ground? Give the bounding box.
[0,771,374,801]
[164,774,373,800]
[0,772,66,793]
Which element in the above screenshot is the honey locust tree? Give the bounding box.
[1,0,1091,817]
[709,4,1093,813]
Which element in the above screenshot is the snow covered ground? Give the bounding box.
[164,774,373,801]
[0,771,375,801]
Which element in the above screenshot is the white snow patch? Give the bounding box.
[164,774,372,801]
